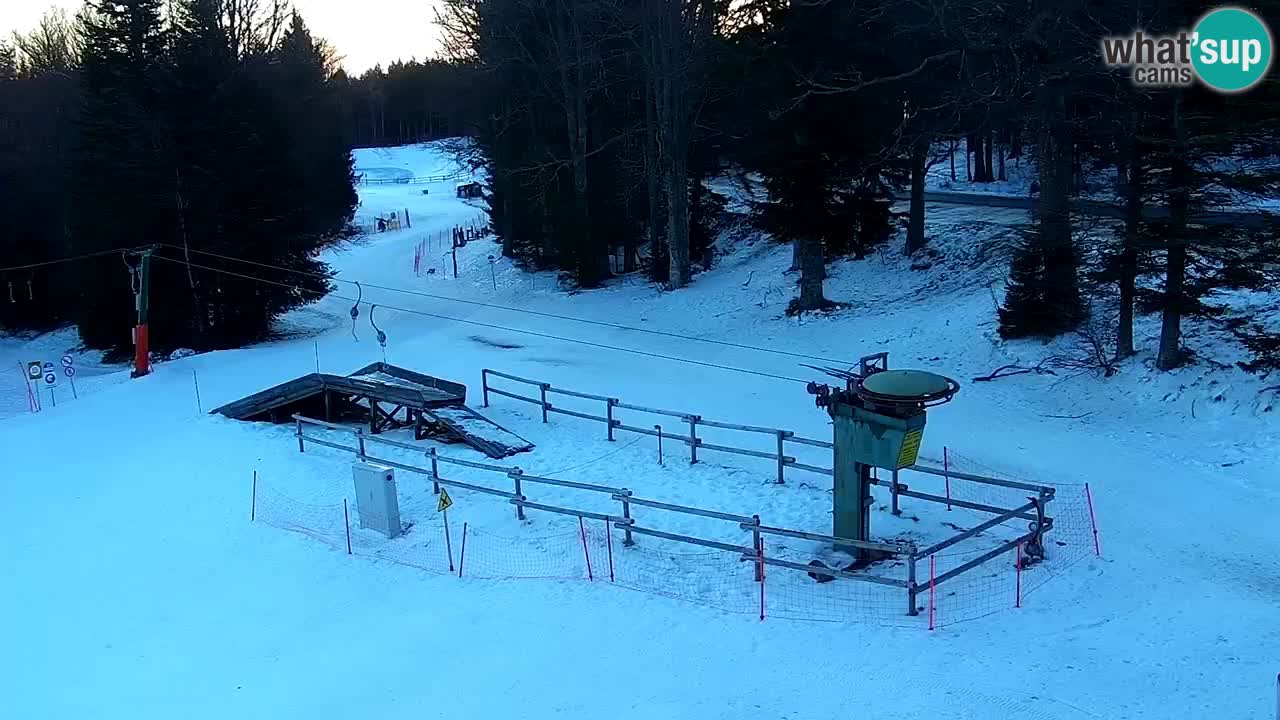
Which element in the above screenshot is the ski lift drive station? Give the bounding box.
[808,353,960,557]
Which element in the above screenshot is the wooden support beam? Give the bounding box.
[369,402,405,434]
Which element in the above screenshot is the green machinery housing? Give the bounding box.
[807,353,959,556]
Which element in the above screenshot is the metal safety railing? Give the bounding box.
[479,368,1066,504]
[475,369,1071,620]
[290,413,920,609]
[355,171,470,186]
[291,391,1076,624]
[481,368,829,484]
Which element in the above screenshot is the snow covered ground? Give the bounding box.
[3,141,1279,719]
[926,143,1044,198]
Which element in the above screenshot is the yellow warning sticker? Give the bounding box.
[897,430,923,469]
[437,487,454,513]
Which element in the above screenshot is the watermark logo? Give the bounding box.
[1101,6,1273,93]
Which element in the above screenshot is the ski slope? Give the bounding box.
[2,142,1278,719]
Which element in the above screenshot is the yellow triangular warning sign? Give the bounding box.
[437,487,454,513]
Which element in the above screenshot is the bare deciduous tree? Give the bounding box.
[12,8,82,77]
[640,0,726,288]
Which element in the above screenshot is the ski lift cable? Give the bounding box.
[0,245,150,273]
[159,243,856,367]
[153,255,811,385]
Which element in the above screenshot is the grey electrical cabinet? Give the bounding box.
[352,462,402,539]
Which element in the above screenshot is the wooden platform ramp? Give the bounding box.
[211,363,533,459]
[418,405,533,459]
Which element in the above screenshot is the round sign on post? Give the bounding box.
[61,355,74,368]
[44,371,58,386]
[65,366,76,378]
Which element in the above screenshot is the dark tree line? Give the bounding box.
[5,0,1278,374]
[1,10,83,334]
[1,1,357,356]
[997,0,1280,374]
[336,60,480,148]
[435,0,913,297]
[439,0,1279,369]
[430,0,998,300]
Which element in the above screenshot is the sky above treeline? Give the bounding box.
[2,0,440,74]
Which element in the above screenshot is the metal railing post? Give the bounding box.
[296,417,305,453]
[356,428,366,460]
[906,551,919,616]
[620,489,635,546]
[775,431,790,484]
[481,370,490,407]
[891,469,901,516]
[540,383,549,423]
[606,398,617,441]
[511,468,525,520]
[688,415,700,464]
[429,448,440,495]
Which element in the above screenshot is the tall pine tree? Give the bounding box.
[261,14,358,241]
[71,0,172,354]
[69,0,352,355]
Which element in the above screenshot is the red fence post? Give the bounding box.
[758,538,766,622]
[458,522,468,578]
[579,517,593,581]
[1015,542,1023,608]
[444,510,455,572]
[18,362,34,413]
[19,361,40,412]
[928,554,936,631]
[251,470,257,522]
[943,446,952,511]
[343,499,352,555]
[605,519,614,582]
[1085,483,1101,557]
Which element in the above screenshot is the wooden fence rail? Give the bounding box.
[355,171,470,186]
[481,368,829,485]
[291,414,915,601]
[292,388,1068,622]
